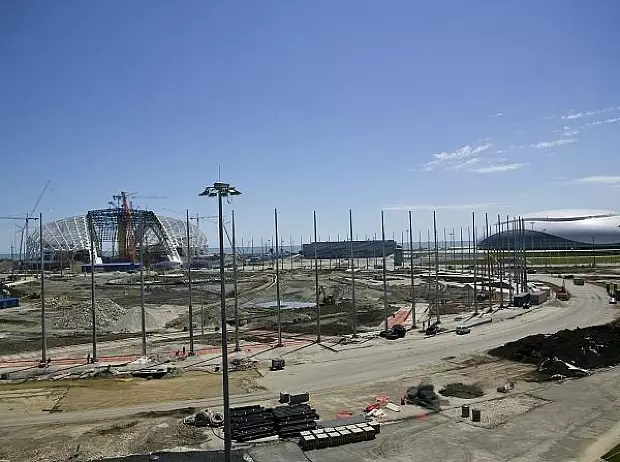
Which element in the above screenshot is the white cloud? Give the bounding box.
[494,112,504,117]
[433,143,492,160]
[560,106,620,120]
[558,125,580,137]
[384,203,499,211]
[584,117,620,128]
[422,142,493,172]
[470,163,528,174]
[530,138,576,149]
[576,176,620,184]
[562,112,584,120]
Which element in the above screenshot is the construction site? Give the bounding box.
[2,200,620,462]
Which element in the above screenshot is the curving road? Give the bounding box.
[257,275,616,392]
[0,275,615,429]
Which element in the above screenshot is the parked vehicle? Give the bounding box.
[455,325,471,335]
[610,297,617,305]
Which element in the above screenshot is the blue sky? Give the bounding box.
[1,0,620,251]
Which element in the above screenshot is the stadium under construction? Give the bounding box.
[23,192,207,270]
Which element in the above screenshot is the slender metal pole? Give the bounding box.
[90,227,97,361]
[486,213,492,311]
[460,227,464,274]
[216,192,232,462]
[186,210,194,355]
[507,215,513,302]
[40,213,47,363]
[498,214,504,307]
[443,227,447,267]
[381,211,388,332]
[472,212,478,315]
[274,209,282,347]
[408,211,416,328]
[433,211,440,324]
[290,236,294,270]
[349,209,357,336]
[232,210,240,352]
[140,230,146,357]
[313,211,320,343]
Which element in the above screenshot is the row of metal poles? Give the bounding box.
[30,196,532,462]
[33,210,532,365]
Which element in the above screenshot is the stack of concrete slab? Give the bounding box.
[299,422,379,450]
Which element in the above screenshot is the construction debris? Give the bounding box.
[497,381,516,393]
[489,320,620,378]
[405,381,440,411]
[439,382,484,399]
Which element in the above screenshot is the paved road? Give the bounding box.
[257,275,616,392]
[249,364,620,462]
[0,276,615,430]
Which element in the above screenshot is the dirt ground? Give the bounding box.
[0,354,544,461]
[0,408,213,462]
[0,369,262,415]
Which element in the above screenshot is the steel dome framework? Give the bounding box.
[25,209,208,265]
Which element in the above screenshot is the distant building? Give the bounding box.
[302,240,397,259]
[479,209,620,250]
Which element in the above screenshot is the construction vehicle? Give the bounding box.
[318,286,335,306]
[556,282,570,301]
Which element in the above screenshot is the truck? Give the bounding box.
[573,278,585,286]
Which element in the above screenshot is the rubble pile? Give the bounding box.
[406,381,440,411]
[439,382,484,399]
[489,320,620,379]
[51,297,127,331]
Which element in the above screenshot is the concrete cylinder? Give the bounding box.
[472,409,481,422]
[461,405,470,418]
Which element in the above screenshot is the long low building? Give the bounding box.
[479,209,620,250]
[302,240,397,259]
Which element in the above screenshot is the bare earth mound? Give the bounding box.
[439,382,484,399]
[489,320,620,372]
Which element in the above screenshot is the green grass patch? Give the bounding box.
[603,442,620,461]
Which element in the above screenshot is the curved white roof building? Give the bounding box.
[480,209,620,249]
[25,209,207,265]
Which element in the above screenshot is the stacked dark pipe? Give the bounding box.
[230,401,318,442]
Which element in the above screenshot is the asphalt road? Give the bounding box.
[0,276,614,430]
[257,275,615,392]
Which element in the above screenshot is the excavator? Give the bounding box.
[318,286,335,306]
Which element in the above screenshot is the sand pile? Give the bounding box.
[112,306,162,333]
[52,297,127,331]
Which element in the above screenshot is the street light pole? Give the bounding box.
[232,210,240,352]
[349,209,357,336]
[200,182,241,462]
[274,208,282,348]
[186,210,194,356]
[408,211,416,328]
[314,211,321,343]
[381,211,388,332]
[90,226,98,362]
[39,213,47,363]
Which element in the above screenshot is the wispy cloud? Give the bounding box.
[560,106,620,120]
[422,142,492,171]
[530,138,576,149]
[384,203,500,211]
[562,112,584,120]
[584,117,620,128]
[470,163,528,174]
[576,175,620,184]
[493,112,504,117]
[557,125,580,137]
